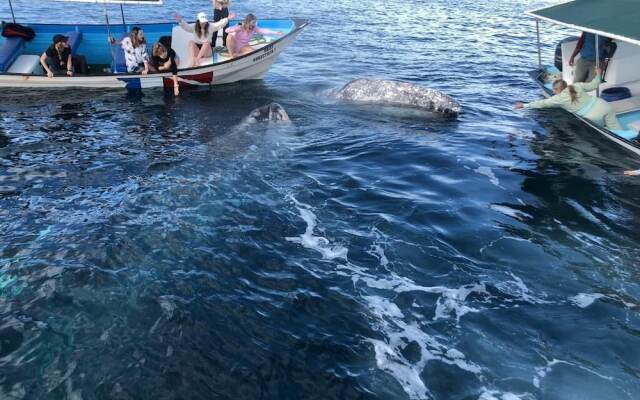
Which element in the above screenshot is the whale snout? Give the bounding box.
[249,103,290,122]
[270,103,290,121]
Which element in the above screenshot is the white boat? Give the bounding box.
[0,0,308,89]
[525,0,640,156]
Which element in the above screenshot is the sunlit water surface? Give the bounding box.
[1,1,639,399]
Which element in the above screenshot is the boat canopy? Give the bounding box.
[526,0,640,47]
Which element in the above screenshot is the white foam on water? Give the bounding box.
[495,274,551,305]
[479,235,531,255]
[533,359,564,389]
[533,357,614,389]
[365,295,482,400]
[286,203,349,260]
[356,273,488,324]
[433,284,487,324]
[369,244,390,267]
[474,166,501,187]
[569,293,605,308]
[286,198,485,399]
[489,204,532,221]
[478,389,534,400]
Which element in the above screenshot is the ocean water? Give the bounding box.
[1,1,640,399]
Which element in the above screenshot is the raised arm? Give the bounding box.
[211,17,230,31]
[175,14,194,33]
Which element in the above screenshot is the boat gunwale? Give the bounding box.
[0,18,309,78]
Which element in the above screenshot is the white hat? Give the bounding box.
[197,12,208,23]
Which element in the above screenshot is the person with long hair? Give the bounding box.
[225,14,283,59]
[515,67,621,130]
[149,42,180,96]
[175,11,235,67]
[121,27,150,74]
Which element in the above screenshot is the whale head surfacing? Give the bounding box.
[248,103,290,122]
[335,79,461,117]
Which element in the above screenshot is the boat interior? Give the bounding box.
[0,19,295,76]
[534,37,640,141]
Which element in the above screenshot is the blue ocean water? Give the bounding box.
[1,1,640,399]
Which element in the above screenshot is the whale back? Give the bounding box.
[336,79,461,116]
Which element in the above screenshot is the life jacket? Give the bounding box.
[1,22,36,42]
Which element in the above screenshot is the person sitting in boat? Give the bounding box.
[121,27,150,74]
[225,14,284,59]
[515,68,622,131]
[149,42,180,96]
[40,34,73,78]
[569,32,611,83]
[212,0,231,49]
[175,11,235,67]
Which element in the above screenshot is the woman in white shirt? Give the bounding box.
[121,27,150,74]
[175,11,235,67]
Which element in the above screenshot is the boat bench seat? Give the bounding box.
[613,130,638,140]
[0,37,25,73]
[7,54,40,74]
[111,33,129,74]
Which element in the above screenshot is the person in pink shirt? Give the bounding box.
[225,14,283,58]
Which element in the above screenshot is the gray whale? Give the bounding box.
[247,103,290,122]
[335,79,461,117]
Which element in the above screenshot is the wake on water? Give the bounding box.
[283,196,568,399]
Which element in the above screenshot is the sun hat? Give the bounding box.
[197,12,208,24]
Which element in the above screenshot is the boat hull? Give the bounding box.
[0,19,307,89]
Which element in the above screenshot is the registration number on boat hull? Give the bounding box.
[253,44,275,62]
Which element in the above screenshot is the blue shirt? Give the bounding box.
[580,33,605,61]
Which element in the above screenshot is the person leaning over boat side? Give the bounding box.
[40,34,73,78]
[149,42,180,96]
[212,0,231,49]
[121,27,150,74]
[515,68,622,131]
[175,11,235,67]
[225,14,284,59]
[569,32,610,83]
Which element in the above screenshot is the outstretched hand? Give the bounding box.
[228,12,236,20]
[624,169,640,176]
[175,13,183,22]
[514,102,524,110]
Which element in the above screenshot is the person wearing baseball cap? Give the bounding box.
[40,34,73,78]
[175,9,235,67]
